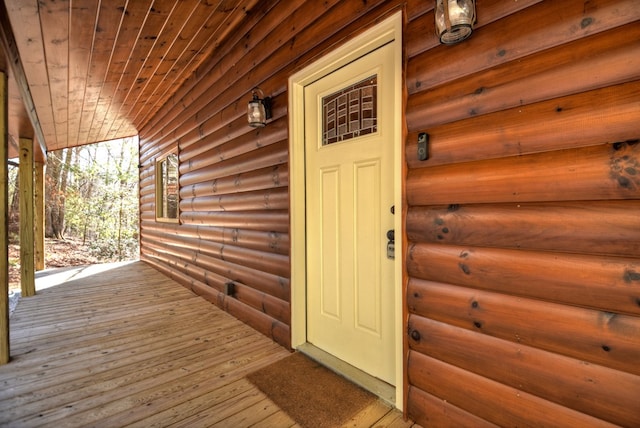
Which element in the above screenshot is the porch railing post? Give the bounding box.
[0,69,9,364]
[19,138,35,297]
[34,159,45,271]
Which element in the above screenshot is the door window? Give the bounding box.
[322,75,377,145]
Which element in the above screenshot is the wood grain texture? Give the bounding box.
[0,71,8,365]
[406,0,640,94]
[134,1,640,426]
[144,255,291,347]
[407,24,640,132]
[408,315,640,427]
[180,187,288,212]
[407,79,640,169]
[178,140,289,187]
[404,3,640,421]
[0,261,300,426]
[407,351,619,427]
[138,0,403,390]
[141,220,289,255]
[4,0,262,150]
[142,231,289,278]
[407,201,640,257]
[0,2,45,157]
[34,161,45,271]
[407,242,640,316]
[407,386,498,428]
[407,142,640,206]
[180,164,289,200]
[405,0,543,58]
[141,235,290,301]
[18,138,35,297]
[407,279,640,376]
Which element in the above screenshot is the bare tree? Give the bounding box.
[45,138,139,260]
[45,151,62,238]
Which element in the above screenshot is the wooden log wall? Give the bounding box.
[405,1,640,427]
[138,0,639,423]
[137,0,406,350]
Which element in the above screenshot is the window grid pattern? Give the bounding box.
[322,75,377,146]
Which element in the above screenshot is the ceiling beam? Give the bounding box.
[0,1,48,158]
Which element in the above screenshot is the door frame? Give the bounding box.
[288,11,403,409]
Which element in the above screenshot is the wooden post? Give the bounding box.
[19,138,35,297]
[34,160,45,271]
[0,70,9,364]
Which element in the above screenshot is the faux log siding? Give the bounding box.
[136,0,640,424]
[406,80,640,168]
[405,1,640,427]
[143,254,290,347]
[407,201,640,257]
[138,0,404,350]
[407,279,640,377]
[409,316,640,427]
[407,351,622,428]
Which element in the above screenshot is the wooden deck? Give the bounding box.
[0,261,412,427]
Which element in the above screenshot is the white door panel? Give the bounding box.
[305,43,395,384]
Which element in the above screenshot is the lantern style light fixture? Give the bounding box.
[435,0,476,45]
[247,87,272,127]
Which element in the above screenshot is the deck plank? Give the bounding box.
[342,400,401,427]
[124,378,259,427]
[1,327,262,411]
[0,262,291,427]
[0,261,413,427]
[1,316,241,385]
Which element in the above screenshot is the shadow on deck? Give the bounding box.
[0,261,410,427]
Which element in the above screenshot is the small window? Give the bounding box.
[322,75,378,146]
[156,152,179,222]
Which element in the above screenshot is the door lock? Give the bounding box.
[386,229,395,260]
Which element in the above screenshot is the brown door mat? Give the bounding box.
[246,351,377,427]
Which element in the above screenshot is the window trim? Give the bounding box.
[155,149,180,223]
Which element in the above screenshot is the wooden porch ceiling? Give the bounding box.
[1,0,259,158]
[0,43,33,159]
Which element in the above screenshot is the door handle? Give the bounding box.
[386,229,394,259]
[386,229,394,241]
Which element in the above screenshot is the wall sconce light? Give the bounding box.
[435,0,476,45]
[247,87,272,127]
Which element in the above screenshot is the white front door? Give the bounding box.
[304,43,395,384]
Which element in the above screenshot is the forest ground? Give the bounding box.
[8,238,104,293]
